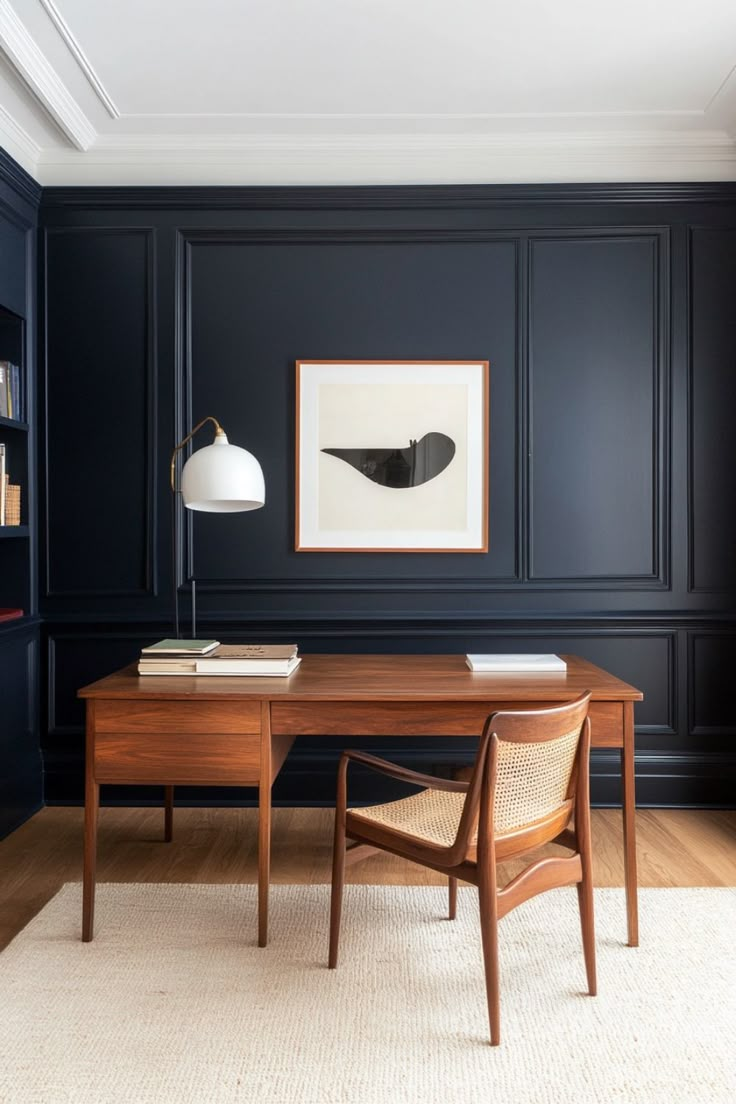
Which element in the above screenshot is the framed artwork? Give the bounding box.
[295,360,489,552]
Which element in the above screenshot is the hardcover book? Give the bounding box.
[465,653,567,672]
[140,639,220,656]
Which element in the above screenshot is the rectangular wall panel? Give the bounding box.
[689,228,736,591]
[529,234,664,582]
[44,228,155,597]
[689,632,736,736]
[184,233,520,586]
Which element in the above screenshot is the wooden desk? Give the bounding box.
[78,653,643,947]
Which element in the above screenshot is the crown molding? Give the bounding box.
[37,0,119,119]
[0,0,96,150]
[0,101,40,171]
[32,128,736,188]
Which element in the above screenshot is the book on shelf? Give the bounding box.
[0,361,22,422]
[0,443,5,524]
[4,479,21,525]
[465,653,567,673]
[138,643,300,677]
[140,638,220,656]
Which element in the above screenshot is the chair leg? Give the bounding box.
[448,876,457,920]
[577,846,597,996]
[478,869,500,1046]
[328,814,347,969]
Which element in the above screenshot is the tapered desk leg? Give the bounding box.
[622,701,639,947]
[258,702,272,948]
[82,702,99,942]
[164,786,174,842]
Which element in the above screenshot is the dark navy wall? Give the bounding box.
[37,184,736,807]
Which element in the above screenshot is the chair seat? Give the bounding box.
[350,788,468,849]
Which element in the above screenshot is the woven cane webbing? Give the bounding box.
[493,726,579,833]
[350,725,580,847]
[350,789,467,848]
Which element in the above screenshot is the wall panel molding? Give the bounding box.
[42,225,158,599]
[176,227,523,592]
[688,630,736,737]
[527,230,669,588]
[687,226,736,593]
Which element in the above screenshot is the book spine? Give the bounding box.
[0,364,8,419]
[5,483,21,525]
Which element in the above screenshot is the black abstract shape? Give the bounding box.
[321,431,455,488]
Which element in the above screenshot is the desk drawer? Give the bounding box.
[94,731,261,785]
[94,700,261,735]
[271,699,624,747]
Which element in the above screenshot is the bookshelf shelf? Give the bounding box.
[0,415,29,432]
[0,525,29,539]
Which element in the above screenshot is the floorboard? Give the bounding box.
[1,807,734,950]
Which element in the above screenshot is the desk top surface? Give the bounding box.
[79,653,643,702]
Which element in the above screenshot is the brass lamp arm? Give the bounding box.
[170,416,225,492]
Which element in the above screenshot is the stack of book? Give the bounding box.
[0,444,21,526]
[465,653,567,672]
[137,640,301,677]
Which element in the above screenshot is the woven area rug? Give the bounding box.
[1,884,734,1104]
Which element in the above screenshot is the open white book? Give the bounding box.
[466,653,567,673]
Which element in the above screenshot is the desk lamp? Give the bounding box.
[170,416,265,637]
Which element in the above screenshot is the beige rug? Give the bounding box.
[1,884,734,1104]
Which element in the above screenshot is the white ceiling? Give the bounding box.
[1,0,735,185]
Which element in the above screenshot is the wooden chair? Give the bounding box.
[328,693,596,1046]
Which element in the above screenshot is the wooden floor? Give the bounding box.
[1,806,734,950]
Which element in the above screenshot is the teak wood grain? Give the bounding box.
[94,699,261,734]
[94,732,261,786]
[78,654,643,947]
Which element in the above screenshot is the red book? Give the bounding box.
[0,608,23,622]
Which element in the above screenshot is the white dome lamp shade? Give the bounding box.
[170,416,265,638]
[180,429,265,512]
[171,416,265,512]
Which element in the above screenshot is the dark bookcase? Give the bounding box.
[0,292,40,839]
[0,303,31,616]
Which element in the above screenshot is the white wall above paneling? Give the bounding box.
[1,0,735,184]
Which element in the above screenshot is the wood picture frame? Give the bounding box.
[295,360,489,552]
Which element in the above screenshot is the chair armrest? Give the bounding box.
[340,750,470,793]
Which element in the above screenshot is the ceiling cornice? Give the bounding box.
[28,128,736,187]
[1,3,734,189]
